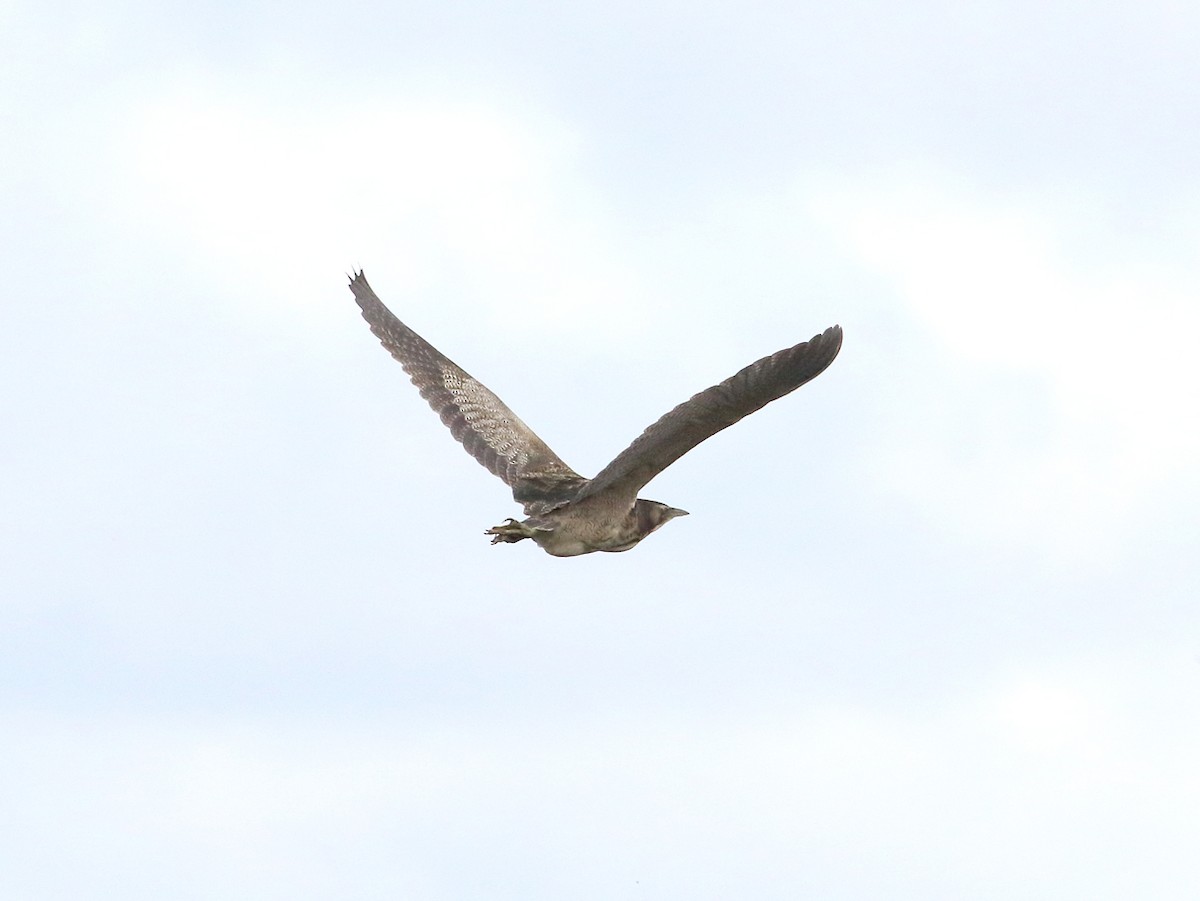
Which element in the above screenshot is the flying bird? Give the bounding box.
[349,271,842,557]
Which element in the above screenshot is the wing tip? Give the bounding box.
[806,323,844,367]
[347,269,379,313]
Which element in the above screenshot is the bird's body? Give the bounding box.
[348,271,841,556]
[487,496,689,557]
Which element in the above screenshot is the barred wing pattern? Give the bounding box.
[581,325,843,503]
[349,272,587,514]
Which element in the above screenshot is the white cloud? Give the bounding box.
[4,650,1197,899]
[811,177,1200,560]
[114,85,648,335]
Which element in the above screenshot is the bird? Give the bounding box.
[348,271,842,557]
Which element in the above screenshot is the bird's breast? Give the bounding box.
[529,503,643,557]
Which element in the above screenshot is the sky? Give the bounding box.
[3,0,1200,897]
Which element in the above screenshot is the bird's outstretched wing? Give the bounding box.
[579,325,843,503]
[349,272,587,514]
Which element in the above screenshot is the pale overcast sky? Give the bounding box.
[4,1,1199,898]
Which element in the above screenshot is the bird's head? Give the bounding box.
[634,499,689,536]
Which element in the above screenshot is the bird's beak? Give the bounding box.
[667,507,689,518]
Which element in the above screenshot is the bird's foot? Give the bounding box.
[485,518,535,545]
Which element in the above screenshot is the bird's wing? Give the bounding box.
[349,272,587,514]
[579,325,843,503]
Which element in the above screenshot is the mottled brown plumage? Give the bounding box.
[349,271,842,556]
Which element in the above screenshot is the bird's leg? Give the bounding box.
[485,517,538,545]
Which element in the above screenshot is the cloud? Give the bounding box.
[810,177,1200,561]
[113,84,648,335]
[4,649,1196,899]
